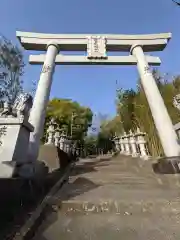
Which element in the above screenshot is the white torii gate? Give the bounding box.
[16,31,180,161]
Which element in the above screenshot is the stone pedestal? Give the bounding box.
[0,117,34,178]
[135,128,150,160]
[38,144,71,173]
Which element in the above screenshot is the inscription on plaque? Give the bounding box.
[87,36,107,59]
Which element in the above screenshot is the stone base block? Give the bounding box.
[0,161,16,178]
[153,156,180,174]
[0,161,48,179]
[38,144,71,173]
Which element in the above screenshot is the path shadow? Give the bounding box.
[58,177,101,201]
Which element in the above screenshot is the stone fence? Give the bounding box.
[45,129,79,156]
[44,119,80,157]
[113,128,151,160]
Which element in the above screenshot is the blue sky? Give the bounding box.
[0,0,180,120]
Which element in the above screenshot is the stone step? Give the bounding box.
[32,210,180,240]
[31,155,180,240]
[67,180,166,190]
[70,174,162,184]
[52,181,180,203]
[76,158,155,174]
[78,155,144,164]
[70,172,162,184]
[69,175,180,191]
[74,159,180,188]
[75,164,152,171]
[74,164,153,172]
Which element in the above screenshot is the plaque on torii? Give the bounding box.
[87,36,107,59]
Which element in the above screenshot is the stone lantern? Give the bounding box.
[54,130,60,147]
[120,136,125,154]
[123,132,131,155]
[114,135,120,152]
[45,118,56,145]
[59,131,67,151]
[134,127,149,160]
[65,136,72,155]
[129,130,139,157]
[72,142,76,155]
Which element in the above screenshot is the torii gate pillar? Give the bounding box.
[28,43,59,161]
[131,44,180,157]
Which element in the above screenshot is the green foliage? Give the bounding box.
[117,89,137,132]
[84,135,98,155]
[43,98,93,143]
[88,116,123,154]
[84,133,114,155]
[0,36,24,104]
[100,115,124,138]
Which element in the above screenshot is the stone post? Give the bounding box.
[45,127,54,145]
[59,132,66,151]
[129,130,139,158]
[124,132,131,155]
[131,44,180,158]
[54,131,60,147]
[28,42,59,161]
[64,138,68,153]
[114,136,120,152]
[66,137,71,155]
[120,136,125,154]
[72,143,76,155]
[76,148,80,157]
[135,128,149,160]
[45,118,56,145]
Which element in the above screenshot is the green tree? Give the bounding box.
[117,89,137,132]
[84,135,98,155]
[0,36,24,104]
[43,98,93,143]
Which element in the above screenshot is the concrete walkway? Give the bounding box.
[33,154,180,240]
